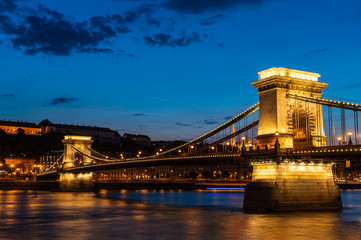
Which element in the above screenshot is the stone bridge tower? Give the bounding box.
[62,135,93,169]
[252,67,328,149]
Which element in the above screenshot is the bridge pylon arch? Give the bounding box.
[252,67,328,149]
[62,136,93,169]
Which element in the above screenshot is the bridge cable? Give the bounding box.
[341,108,346,144]
[86,147,120,161]
[71,145,123,162]
[153,103,259,158]
[196,120,259,152]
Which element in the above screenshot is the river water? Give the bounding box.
[0,189,360,240]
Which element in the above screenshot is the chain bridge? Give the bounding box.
[38,67,361,212]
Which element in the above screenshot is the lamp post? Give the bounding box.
[348,131,353,145]
[274,132,280,151]
[241,136,246,152]
[189,145,194,154]
[337,136,342,146]
[226,142,230,152]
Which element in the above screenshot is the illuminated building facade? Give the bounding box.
[41,150,63,172]
[0,120,41,135]
[39,119,121,143]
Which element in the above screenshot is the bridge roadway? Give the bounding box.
[37,144,361,177]
[38,153,244,175]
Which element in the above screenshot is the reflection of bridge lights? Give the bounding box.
[211,146,215,150]
[190,146,194,149]
[159,149,163,152]
[178,150,182,153]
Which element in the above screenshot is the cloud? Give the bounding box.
[200,14,226,26]
[0,0,18,13]
[80,48,115,53]
[163,0,268,14]
[176,122,202,128]
[0,1,214,56]
[50,97,79,105]
[119,49,135,57]
[204,119,219,125]
[224,116,233,120]
[302,48,329,57]
[218,43,224,47]
[143,32,204,47]
[0,4,160,56]
[8,13,119,56]
[0,93,14,97]
[132,113,146,116]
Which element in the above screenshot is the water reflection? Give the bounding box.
[0,190,359,240]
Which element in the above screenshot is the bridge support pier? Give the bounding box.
[243,161,342,212]
[57,173,97,191]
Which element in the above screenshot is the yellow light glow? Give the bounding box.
[64,135,92,141]
[226,142,230,145]
[258,67,320,81]
[241,136,246,140]
[337,136,342,141]
[348,131,352,136]
[275,132,279,136]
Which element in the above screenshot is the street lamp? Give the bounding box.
[348,131,353,145]
[226,142,230,152]
[241,136,246,146]
[337,136,342,145]
[189,145,194,154]
[274,132,280,150]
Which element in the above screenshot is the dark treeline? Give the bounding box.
[0,129,187,161]
[0,129,64,161]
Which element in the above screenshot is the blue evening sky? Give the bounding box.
[0,0,360,140]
